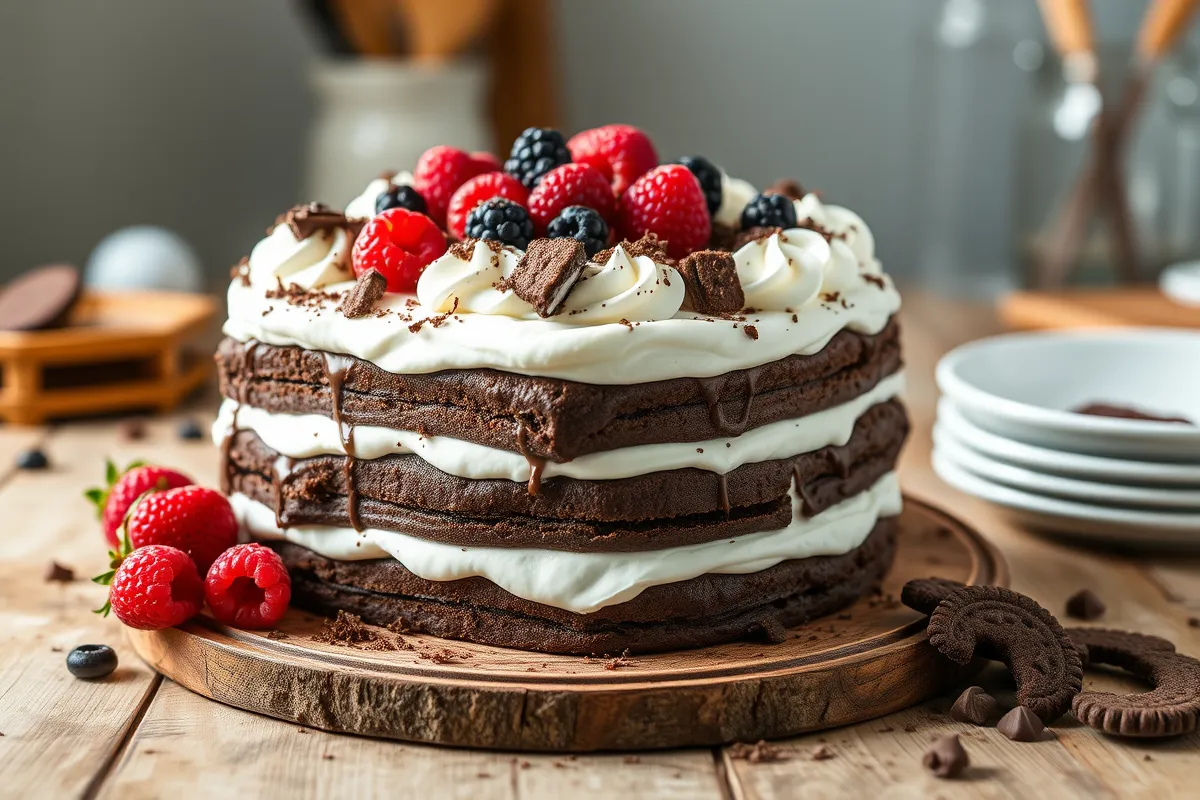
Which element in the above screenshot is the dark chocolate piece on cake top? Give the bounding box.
[678,250,744,315]
[765,179,806,200]
[338,269,388,319]
[506,238,588,318]
[593,233,671,266]
[277,202,356,241]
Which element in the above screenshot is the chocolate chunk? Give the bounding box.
[926,585,1082,722]
[766,179,806,200]
[0,264,82,332]
[1073,402,1192,425]
[277,203,358,241]
[593,234,671,266]
[900,577,965,615]
[1065,588,1106,621]
[506,239,588,317]
[732,226,783,251]
[996,706,1046,742]
[950,686,999,725]
[922,734,968,778]
[678,250,744,315]
[1068,627,1200,737]
[44,561,74,582]
[338,269,388,319]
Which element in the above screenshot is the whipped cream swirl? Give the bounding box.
[416,241,684,325]
[344,171,415,219]
[248,223,353,291]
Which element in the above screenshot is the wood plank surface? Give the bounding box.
[3,293,1198,798]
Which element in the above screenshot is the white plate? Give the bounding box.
[933,453,1200,548]
[1161,261,1200,307]
[934,428,1200,509]
[937,329,1200,461]
[937,398,1200,486]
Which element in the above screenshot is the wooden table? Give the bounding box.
[2,294,1198,798]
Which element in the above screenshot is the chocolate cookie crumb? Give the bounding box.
[312,610,388,648]
[44,561,74,582]
[265,629,289,640]
[1065,589,1106,621]
[729,740,786,763]
[677,250,743,314]
[338,269,388,319]
[504,238,587,317]
[743,324,759,341]
[923,734,968,778]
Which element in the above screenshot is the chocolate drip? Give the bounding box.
[717,473,731,517]
[828,446,853,479]
[792,463,818,519]
[219,429,234,496]
[697,368,761,437]
[237,340,259,404]
[516,424,547,496]
[272,455,294,528]
[323,353,363,531]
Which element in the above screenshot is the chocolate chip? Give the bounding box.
[0,264,82,332]
[996,706,1046,742]
[505,239,588,317]
[1065,589,1106,621]
[16,449,49,470]
[677,250,743,315]
[949,686,999,725]
[66,644,118,679]
[337,268,388,319]
[44,561,74,582]
[922,734,968,778]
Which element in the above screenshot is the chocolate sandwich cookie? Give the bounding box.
[678,250,744,315]
[216,317,902,461]
[267,517,898,654]
[504,238,588,317]
[0,264,82,332]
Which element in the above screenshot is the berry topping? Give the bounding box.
[678,156,723,215]
[413,145,494,226]
[504,127,572,189]
[568,124,659,195]
[204,543,292,630]
[106,545,204,630]
[527,163,616,234]
[618,164,711,260]
[375,184,428,216]
[352,208,447,293]
[465,198,535,249]
[66,644,118,679]
[446,171,529,240]
[127,485,238,574]
[470,151,502,172]
[85,461,194,548]
[740,192,797,230]
[547,206,610,257]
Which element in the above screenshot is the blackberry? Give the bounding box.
[504,127,571,189]
[375,184,428,216]
[547,206,609,257]
[66,644,118,679]
[465,198,534,249]
[678,156,722,215]
[740,192,797,230]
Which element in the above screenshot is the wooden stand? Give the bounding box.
[0,291,216,425]
[126,498,1006,752]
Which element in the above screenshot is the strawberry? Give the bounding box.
[412,146,495,226]
[619,165,711,259]
[126,486,238,574]
[567,124,659,195]
[85,461,193,548]
[351,208,447,293]
[526,163,616,234]
[445,172,529,240]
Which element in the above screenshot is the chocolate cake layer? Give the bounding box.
[216,317,901,462]
[225,399,907,534]
[269,517,897,654]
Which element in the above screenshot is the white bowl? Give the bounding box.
[934,427,1200,509]
[937,329,1200,461]
[933,453,1200,548]
[1161,261,1200,307]
[937,399,1200,486]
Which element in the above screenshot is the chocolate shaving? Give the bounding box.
[337,269,388,319]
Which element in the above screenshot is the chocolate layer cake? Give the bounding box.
[215,136,906,654]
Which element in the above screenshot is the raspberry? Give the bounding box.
[678,155,723,215]
[85,461,193,548]
[204,543,291,630]
[375,184,427,216]
[127,486,238,574]
[526,163,616,234]
[568,124,659,195]
[740,193,797,230]
[412,145,494,226]
[108,545,204,630]
[547,206,609,257]
[470,151,502,172]
[351,208,447,293]
[504,127,572,188]
[465,198,534,249]
[618,165,711,259]
[446,172,529,240]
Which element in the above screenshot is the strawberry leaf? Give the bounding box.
[93,600,112,617]
[104,458,118,486]
[92,570,116,586]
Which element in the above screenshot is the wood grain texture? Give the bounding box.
[1000,288,1200,331]
[124,499,1004,752]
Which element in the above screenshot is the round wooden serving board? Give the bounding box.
[128,497,1006,751]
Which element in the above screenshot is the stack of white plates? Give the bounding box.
[933,329,1200,548]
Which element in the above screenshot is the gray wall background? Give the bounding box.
[0,0,1171,288]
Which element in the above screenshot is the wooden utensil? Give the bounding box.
[330,0,399,57]
[396,0,498,62]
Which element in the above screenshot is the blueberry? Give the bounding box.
[177,418,204,441]
[16,449,48,470]
[375,184,427,216]
[678,156,723,216]
[66,644,118,679]
[740,193,798,230]
[547,206,609,257]
[465,198,535,250]
[504,127,571,189]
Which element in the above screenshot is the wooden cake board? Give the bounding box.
[127,497,1007,752]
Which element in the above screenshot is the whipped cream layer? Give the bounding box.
[215,372,904,481]
[233,471,901,614]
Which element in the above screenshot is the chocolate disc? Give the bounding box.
[0,264,82,331]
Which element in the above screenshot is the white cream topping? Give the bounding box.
[214,372,904,482]
[733,228,828,311]
[794,192,877,270]
[232,471,901,614]
[344,171,415,220]
[415,241,685,325]
[249,224,353,291]
[715,172,758,228]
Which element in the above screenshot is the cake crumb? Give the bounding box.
[728,740,786,763]
[312,610,393,649]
